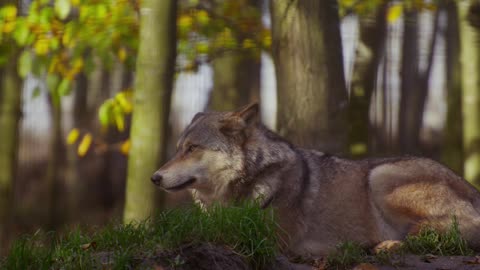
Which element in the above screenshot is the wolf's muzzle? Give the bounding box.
[151,173,162,185]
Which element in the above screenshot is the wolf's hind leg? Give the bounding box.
[369,166,480,249]
[380,181,480,249]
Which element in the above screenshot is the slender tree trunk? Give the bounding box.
[398,11,420,153]
[270,0,348,154]
[0,50,21,248]
[98,69,115,212]
[460,0,480,188]
[100,62,128,213]
[45,93,64,229]
[65,71,89,215]
[348,5,387,158]
[123,0,176,223]
[443,0,464,175]
[398,9,440,154]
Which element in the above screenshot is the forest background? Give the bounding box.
[0,0,479,255]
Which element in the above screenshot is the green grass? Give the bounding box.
[326,241,367,270]
[325,217,475,269]
[402,217,474,256]
[1,201,279,269]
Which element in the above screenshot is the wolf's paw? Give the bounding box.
[372,240,403,254]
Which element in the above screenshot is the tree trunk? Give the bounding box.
[398,11,420,154]
[460,0,480,189]
[209,51,260,111]
[45,91,64,229]
[0,49,21,248]
[123,0,176,223]
[348,5,387,158]
[398,9,440,155]
[64,72,88,219]
[98,69,115,212]
[208,0,261,112]
[443,0,464,175]
[270,0,348,154]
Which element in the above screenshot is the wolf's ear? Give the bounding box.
[220,102,259,135]
[235,102,259,125]
[190,112,205,124]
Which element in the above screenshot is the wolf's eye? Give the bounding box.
[186,144,198,153]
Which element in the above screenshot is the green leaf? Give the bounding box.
[95,4,108,19]
[51,89,61,107]
[32,56,47,76]
[50,39,60,51]
[13,21,30,46]
[18,50,33,78]
[84,56,96,75]
[40,7,54,24]
[98,101,113,127]
[46,73,60,92]
[54,0,71,20]
[0,55,8,66]
[31,86,41,99]
[57,78,71,96]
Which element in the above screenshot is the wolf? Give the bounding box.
[151,103,480,257]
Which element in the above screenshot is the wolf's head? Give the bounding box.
[151,103,259,198]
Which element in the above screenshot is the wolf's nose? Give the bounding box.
[151,174,163,185]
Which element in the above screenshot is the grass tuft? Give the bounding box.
[403,216,474,256]
[153,201,278,267]
[326,241,367,270]
[1,201,278,269]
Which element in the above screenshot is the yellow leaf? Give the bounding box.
[262,32,271,49]
[350,143,367,155]
[34,40,50,55]
[387,4,402,23]
[66,128,80,145]
[77,133,92,157]
[118,47,127,62]
[178,15,193,33]
[120,140,130,155]
[115,92,133,113]
[195,10,209,25]
[73,58,84,70]
[71,0,81,7]
[242,39,256,49]
[3,5,17,21]
[115,113,125,131]
[49,56,59,74]
[62,31,71,46]
[2,21,15,33]
[195,42,209,54]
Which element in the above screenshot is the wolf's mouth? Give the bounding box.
[164,178,196,191]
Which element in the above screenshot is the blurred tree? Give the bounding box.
[398,9,420,153]
[208,0,261,111]
[64,70,88,216]
[460,0,480,188]
[443,0,464,175]
[0,0,21,247]
[123,0,176,223]
[348,4,387,158]
[45,90,64,229]
[175,0,269,112]
[210,47,260,111]
[271,0,348,153]
[398,5,440,154]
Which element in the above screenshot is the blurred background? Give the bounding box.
[0,0,479,254]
